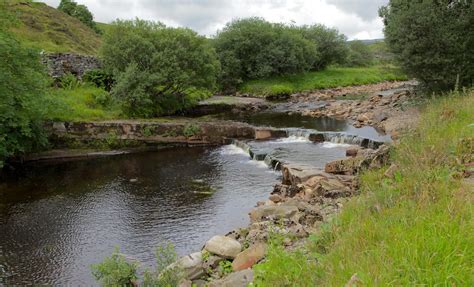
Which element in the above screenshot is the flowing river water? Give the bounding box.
[0,114,388,285]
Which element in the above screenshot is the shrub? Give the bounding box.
[91,247,139,287]
[380,0,474,91]
[58,0,100,33]
[83,69,115,91]
[101,19,220,117]
[0,10,49,167]
[345,40,374,67]
[299,24,349,70]
[92,243,183,287]
[58,72,82,90]
[214,18,318,90]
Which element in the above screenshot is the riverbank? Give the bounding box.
[252,91,474,286]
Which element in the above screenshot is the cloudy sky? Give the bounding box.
[39,0,388,40]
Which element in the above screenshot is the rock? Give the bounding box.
[268,194,283,203]
[232,243,267,271]
[204,236,242,259]
[374,112,389,122]
[308,133,325,142]
[346,147,359,157]
[179,279,193,287]
[52,122,67,133]
[173,252,205,280]
[324,157,367,175]
[384,163,398,178]
[357,113,370,122]
[208,269,254,287]
[192,279,208,287]
[282,164,323,186]
[203,255,224,270]
[254,129,272,140]
[369,145,391,168]
[249,205,299,223]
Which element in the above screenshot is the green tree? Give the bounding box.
[380,0,474,91]
[101,19,220,117]
[0,6,49,167]
[214,17,319,91]
[345,40,374,67]
[299,24,349,70]
[58,0,99,33]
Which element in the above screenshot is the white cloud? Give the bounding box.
[38,0,387,39]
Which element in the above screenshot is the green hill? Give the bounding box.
[5,1,102,55]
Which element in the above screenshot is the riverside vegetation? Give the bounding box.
[1,0,474,286]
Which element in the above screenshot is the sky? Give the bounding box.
[39,0,389,40]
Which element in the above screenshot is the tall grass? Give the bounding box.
[240,66,407,96]
[44,84,121,121]
[254,91,474,286]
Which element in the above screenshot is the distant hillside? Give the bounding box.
[6,1,101,55]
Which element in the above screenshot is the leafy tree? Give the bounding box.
[345,40,374,67]
[299,24,349,69]
[214,17,319,91]
[100,19,220,117]
[58,0,99,33]
[380,0,474,91]
[0,6,49,167]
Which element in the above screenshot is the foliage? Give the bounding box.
[345,40,374,67]
[92,243,183,287]
[57,0,99,33]
[380,0,474,91]
[91,247,139,287]
[101,19,220,117]
[5,1,101,54]
[57,72,81,90]
[183,124,201,137]
[253,231,317,286]
[240,66,407,96]
[254,91,474,285]
[83,69,115,91]
[214,18,319,91]
[299,24,348,70]
[0,10,49,167]
[44,84,121,121]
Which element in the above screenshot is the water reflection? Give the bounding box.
[0,147,279,285]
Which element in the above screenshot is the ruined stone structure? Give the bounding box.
[42,53,101,79]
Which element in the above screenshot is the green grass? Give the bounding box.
[44,85,121,121]
[253,91,474,286]
[240,66,408,96]
[6,0,101,54]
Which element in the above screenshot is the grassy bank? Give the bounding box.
[254,91,474,286]
[6,0,101,54]
[239,66,407,96]
[44,85,121,121]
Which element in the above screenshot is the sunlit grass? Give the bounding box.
[253,91,474,286]
[44,85,121,121]
[240,65,408,96]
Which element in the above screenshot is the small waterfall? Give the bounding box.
[321,132,383,148]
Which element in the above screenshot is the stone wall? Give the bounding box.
[48,120,287,147]
[42,53,101,79]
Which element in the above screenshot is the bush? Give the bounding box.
[58,0,100,33]
[58,72,82,90]
[345,40,374,67]
[92,243,183,287]
[0,11,49,167]
[214,18,318,91]
[101,19,220,117]
[299,24,349,70]
[83,69,115,91]
[380,1,474,91]
[91,247,139,286]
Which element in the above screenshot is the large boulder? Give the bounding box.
[208,269,254,287]
[282,164,323,186]
[204,236,242,259]
[249,205,299,223]
[232,243,267,271]
[324,156,367,175]
[173,252,205,280]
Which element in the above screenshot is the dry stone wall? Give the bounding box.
[42,53,101,79]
